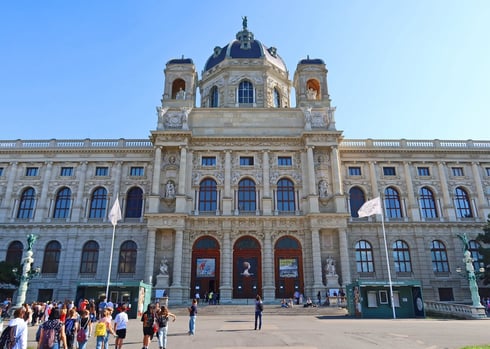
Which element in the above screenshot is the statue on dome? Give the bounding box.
[242,16,248,30]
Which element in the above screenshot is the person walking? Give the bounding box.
[187,299,197,335]
[254,295,263,330]
[7,307,28,349]
[77,309,91,349]
[95,308,116,349]
[141,304,156,349]
[38,307,67,349]
[156,305,176,349]
[113,305,129,349]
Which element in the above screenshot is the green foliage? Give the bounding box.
[476,214,490,285]
[0,260,20,286]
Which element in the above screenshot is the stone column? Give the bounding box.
[437,162,454,219]
[471,162,487,214]
[338,228,351,285]
[368,161,379,196]
[1,162,18,220]
[220,230,233,302]
[35,162,53,222]
[145,228,156,285]
[223,150,232,215]
[262,151,272,214]
[72,162,87,221]
[311,228,324,289]
[113,161,122,200]
[170,229,185,303]
[306,146,316,195]
[330,146,343,195]
[403,162,419,220]
[151,147,162,195]
[262,230,275,300]
[178,147,187,194]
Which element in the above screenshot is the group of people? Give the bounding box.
[140,302,177,349]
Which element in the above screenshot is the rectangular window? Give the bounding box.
[95,167,109,176]
[0,167,3,176]
[417,167,430,176]
[25,167,39,176]
[367,291,378,308]
[348,166,361,176]
[486,168,490,176]
[383,167,396,176]
[130,166,144,176]
[452,167,464,176]
[240,156,254,166]
[379,290,389,304]
[60,167,73,176]
[278,156,292,166]
[201,156,216,166]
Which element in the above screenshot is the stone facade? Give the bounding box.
[1,23,490,305]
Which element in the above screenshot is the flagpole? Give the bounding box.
[106,195,121,302]
[105,223,116,300]
[380,209,396,319]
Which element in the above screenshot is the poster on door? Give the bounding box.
[196,258,215,277]
[279,258,298,278]
[237,257,257,278]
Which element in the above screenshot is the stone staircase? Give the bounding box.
[169,303,348,317]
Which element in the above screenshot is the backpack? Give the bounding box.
[258,302,264,311]
[42,327,56,349]
[64,319,76,337]
[95,322,106,337]
[77,320,88,343]
[0,325,17,349]
[158,316,168,328]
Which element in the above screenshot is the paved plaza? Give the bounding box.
[17,305,490,349]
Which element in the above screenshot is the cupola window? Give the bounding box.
[273,88,281,108]
[238,80,254,104]
[210,86,219,107]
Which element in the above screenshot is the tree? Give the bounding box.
[476,214,490,284]
[0,261,20,286]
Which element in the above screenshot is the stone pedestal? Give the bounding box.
[325,274,341,289]
[156,274,169,289]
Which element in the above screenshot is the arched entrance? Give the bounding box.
[233,236,261,299]
[274,235,303,299]
[190,236,220,299]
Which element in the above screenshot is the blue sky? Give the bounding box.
[0,1,489,141]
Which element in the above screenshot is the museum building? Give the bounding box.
[1,20,490,313]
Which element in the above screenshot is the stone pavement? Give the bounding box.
[19,304,490,349]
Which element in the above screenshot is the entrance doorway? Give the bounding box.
[233,236,262,298]
[190,236,220,300]
[274,236,303,299]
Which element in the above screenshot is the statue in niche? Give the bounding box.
[318,180,328,198]
[165,181,175,198]
[325,256,336,276]
[159,257,169,276]
[176,88,186,100]
[306,88,317,100]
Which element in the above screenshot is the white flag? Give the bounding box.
[108,196,122,226]
[357,197,382,217]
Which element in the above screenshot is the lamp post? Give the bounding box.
[13,234,40,308]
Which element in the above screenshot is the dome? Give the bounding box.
[203,20,287,74]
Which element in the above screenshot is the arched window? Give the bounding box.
[210,86,219,107]
[80,240,99,274]
[199,178,217,212]
[419,187,437,218]
[431,240,449,272]
[273,87,281,108]
[384,187,402,218]
[194,236,219,249]
[349,187,365,218]
[17,187,36,219]
[89,187,107,219]
[53,187,71,219]
[238,178,256,212]
[238,80,254,104]
[171,78,186,99]
[355,240,374,272]
[277,178,295,212]
[469,240,483,272]
[455,187,473,218]
[6,241,24,265]
[125,187,143,218]
[42,241,61,274]
[275,236,301,249]
[393,240,412,272]
[118,240,137,274]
